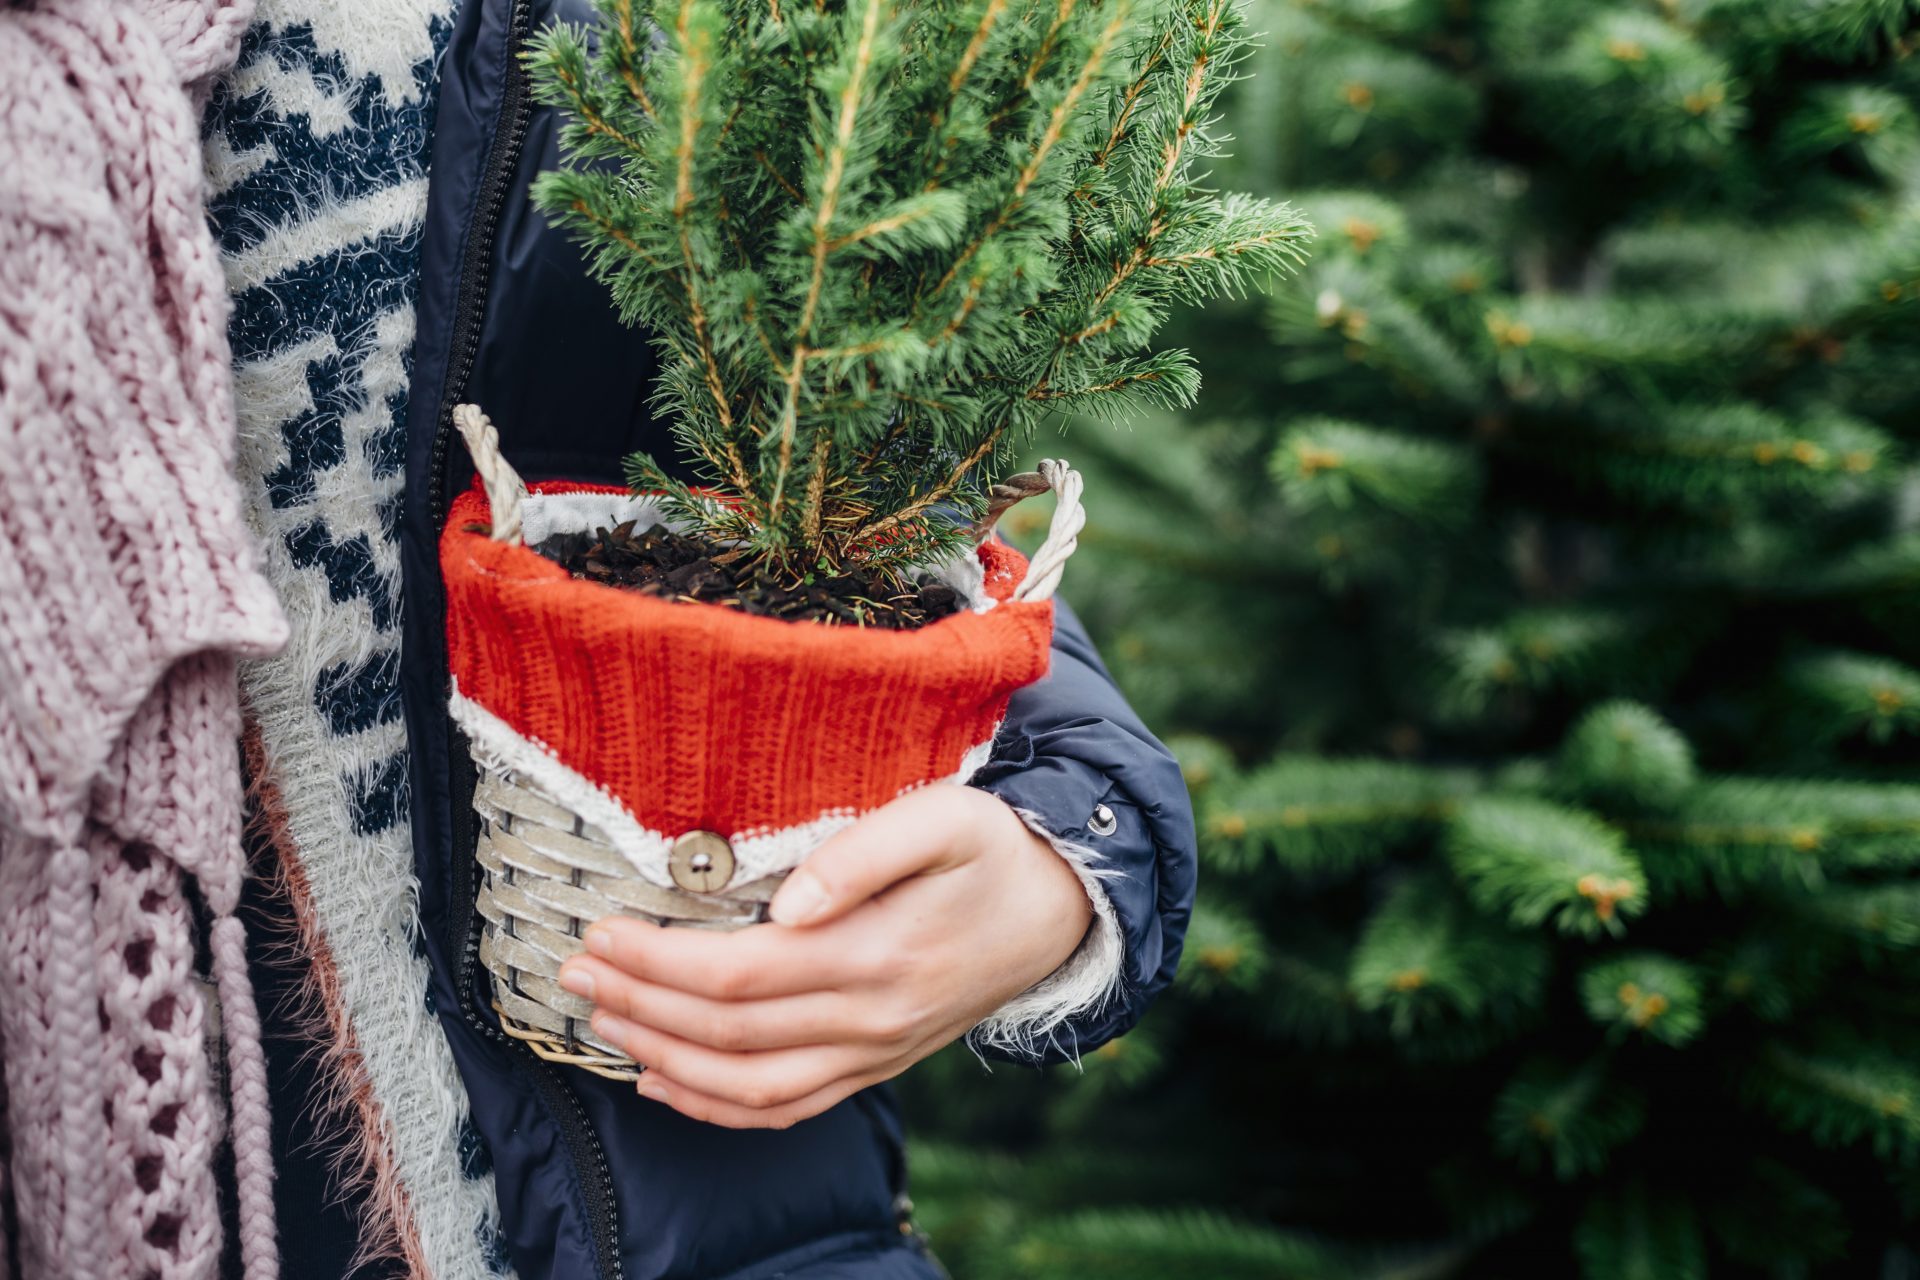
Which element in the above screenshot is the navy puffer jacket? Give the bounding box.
[382,1,1198,1275]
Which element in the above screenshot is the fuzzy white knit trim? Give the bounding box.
[215,3,504,1275]
[515,490,996,612]
[517,491,673,547]
[450,685,998,888]
[232,315,506,1280]
[968,809,1127,1063]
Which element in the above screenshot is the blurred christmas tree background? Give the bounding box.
[898,0,1920,1275]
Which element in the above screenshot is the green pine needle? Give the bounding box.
[1271,417,1481,526]
[527,0,1311,579]
[1203,755,1478,876]
[1783,649,1920,747]
[1747,1039,1920,1159]
[1491,1057,1649,1181]
[1578,952,1706,1048]
[1445,794,1649,937]
[1628,777,1920,898]
[1573,1180,1707,1280]
[1349,872,1550,1040]
[1013,1208,1351,1280]
[1796,881,1920,951]
[1556,700,1698,810]
[1178,894,1274,996]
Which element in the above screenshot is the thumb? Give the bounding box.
[767,787,979,927]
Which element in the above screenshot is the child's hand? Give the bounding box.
[556,784,1094,1128]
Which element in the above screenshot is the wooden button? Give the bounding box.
[668,830,735,893]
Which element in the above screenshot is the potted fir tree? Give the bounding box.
[441,0,1309,1076]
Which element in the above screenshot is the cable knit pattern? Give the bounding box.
[0,2,289,1277]
[443,482,1054,880]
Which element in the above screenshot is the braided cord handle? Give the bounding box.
[454,404,529,545]
[1010,459,1084,605]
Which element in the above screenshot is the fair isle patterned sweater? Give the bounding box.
[203,4,511,1276]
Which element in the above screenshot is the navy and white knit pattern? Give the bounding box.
[204,3,512,1276]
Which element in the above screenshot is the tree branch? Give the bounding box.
[774,0,888,520]
[669,0,735,434]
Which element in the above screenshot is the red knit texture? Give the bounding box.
[443,482,1055,837]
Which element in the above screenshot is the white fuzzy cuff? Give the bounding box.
[967,808,1127,1062]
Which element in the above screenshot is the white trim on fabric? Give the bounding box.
[969,811,1128,1062]
[449,685,998,887]
[517,491,674,547]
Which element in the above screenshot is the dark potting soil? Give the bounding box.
[534,522,964,631]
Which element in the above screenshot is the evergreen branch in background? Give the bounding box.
[1445,795,1648,938]
[1577,952,1705,1048]
[1435,608,1674,722]
[1175,894,1273,996]
[1272,416,1481,525]
[1794,880,1920,951]
[1349,872,1550,1039]
[1258,929,1377,1049]
[1627,777,1920,897]
[1745,1039,1920,1158]
[528,0,1310,580]
[901,0,1920,1272]
[1268,225,1489,402]
[1536,402,1897,515]
[1554,701,1697,809]
[1573,1181,1706,1280]
[1698,928,1827,1024]
[1200,754,1478,875]
[1491,1058,1649,1182]
[1011,1208,1353,1280]
[1728,0,1920,61]
[1782,649,1920,747]
[1704,1161,1851,1273]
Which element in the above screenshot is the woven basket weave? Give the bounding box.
[473,766,782,1080]
[446,404,1084,1080]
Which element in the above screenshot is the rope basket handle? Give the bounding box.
[454,404,529,545]
[454,402,1082,599]
[1009,459,1084,605]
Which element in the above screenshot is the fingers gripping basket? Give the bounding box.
[442,407,1085,1078]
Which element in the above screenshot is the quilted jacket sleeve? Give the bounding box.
[966,599,1198,1065]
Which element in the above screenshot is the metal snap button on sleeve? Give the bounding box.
[1087,803,1118,837]
[668,830,735,893]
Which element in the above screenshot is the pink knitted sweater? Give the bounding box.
[0,1,288,1277]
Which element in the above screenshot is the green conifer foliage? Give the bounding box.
[527,0,1309,579]
[901,1,1920,1274]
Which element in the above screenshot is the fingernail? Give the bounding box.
[770,871,829,926]
[585,927,612,957]
[636,1077,667,1103]
[591,1012,628,1046]
[558,964,594,999]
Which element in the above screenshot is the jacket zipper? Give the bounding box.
[427,0,530,530]
[429,3,625,1276]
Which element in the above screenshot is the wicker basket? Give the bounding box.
[444,405,1084,1079]
[473,765,784,1079]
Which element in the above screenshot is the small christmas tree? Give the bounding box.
[526,0,1310,582]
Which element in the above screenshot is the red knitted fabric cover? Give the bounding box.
[442,482,1054,841]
